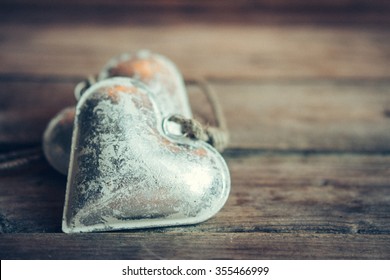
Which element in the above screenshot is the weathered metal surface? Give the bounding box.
[62,78,230,233]
[43,50,192,174]
[99,50,192,118]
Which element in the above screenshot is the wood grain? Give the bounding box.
[3,0,390,11]
[0,23,389,79]
[1,233,389,259]
[211,81,390,151]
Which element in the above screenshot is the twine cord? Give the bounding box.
[0,148,43,171]
[171,78,229,152]
[74,75,97,100]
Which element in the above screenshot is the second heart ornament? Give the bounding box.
[62,78,230,233]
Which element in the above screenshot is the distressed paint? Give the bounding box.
[62,78,230,233]
[43,50,192,174]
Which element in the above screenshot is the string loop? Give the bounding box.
[171,78,229,152]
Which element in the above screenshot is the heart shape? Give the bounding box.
[99,51,192,119]
[44,50,192,174]
[62,78,230,233]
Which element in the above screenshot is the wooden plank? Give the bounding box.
[1,232,389,259]
[1,80,390,152]
[1,154,389,234]
[2,9,389,28]
[0,80,76,149]
[0,23,389,79]
[3,0,390,11]
[223,153,390,234]
[211,81,390,151]
[0,157,65,233]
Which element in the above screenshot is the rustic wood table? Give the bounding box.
[1,2,389,259]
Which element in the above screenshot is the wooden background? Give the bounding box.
[0,0,389,259]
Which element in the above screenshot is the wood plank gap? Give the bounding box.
[224,148,390,158]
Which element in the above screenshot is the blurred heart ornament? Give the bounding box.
[62,78,230,233]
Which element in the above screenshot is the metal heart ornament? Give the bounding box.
[62,78,230,233]
[98,50,192,119]
[43,50,192,175]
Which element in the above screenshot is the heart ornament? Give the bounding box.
[44,50,192,175]
[62,77,230,233]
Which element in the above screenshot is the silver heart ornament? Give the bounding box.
[43,50,192,174]
[62,78,230,233]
